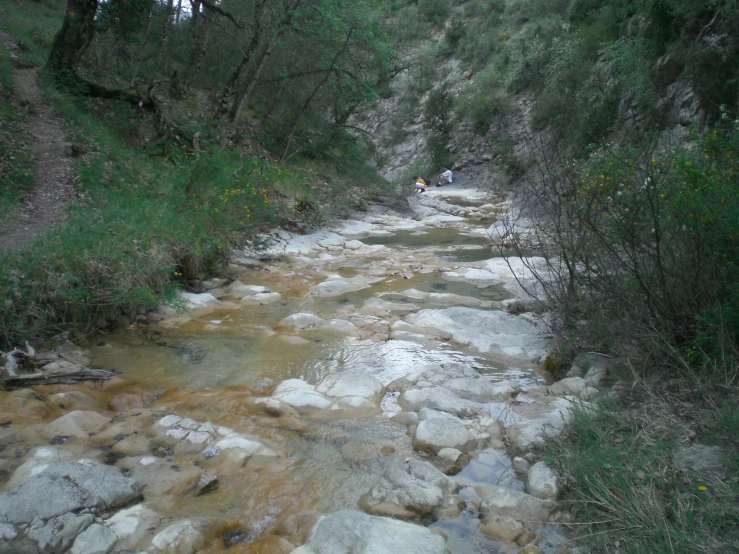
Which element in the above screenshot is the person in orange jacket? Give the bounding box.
[413,176,428,193]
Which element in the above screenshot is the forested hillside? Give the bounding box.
[393,1,738,551]
[0,0,404,346]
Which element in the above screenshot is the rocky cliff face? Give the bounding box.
[363,36,708,193]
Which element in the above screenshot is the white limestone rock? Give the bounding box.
[526,462,559,500]
[106,504,161,551]
[405,307,550,360]
[69,522,118,554]
[412,416,477,454]
[5,446,76,489]
[227,281,269,298]
[310,276,372,298]
[149,521,205,554]
[398,387,485,418]
[359,458,460,519]
[271,379,333,412]
[290,509,447,554]
[315,371,384,407]
[479,486,556,522]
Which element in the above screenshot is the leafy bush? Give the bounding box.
[426,132,456,169]
[423,87,454,134]
[418,0,450,27]
[505,118,739,359]
[0,92,391,347]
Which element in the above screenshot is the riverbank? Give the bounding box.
[2,178,598,553]
[0,1,399,349]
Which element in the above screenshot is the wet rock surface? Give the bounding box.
[290,509,448,554]
[0,462,141,553]
[0,179,598,553]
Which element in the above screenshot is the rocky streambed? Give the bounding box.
[0,176,614,553]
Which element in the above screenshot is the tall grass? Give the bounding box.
[547,363,739,553]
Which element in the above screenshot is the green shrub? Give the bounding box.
[427,132,456,169]
[418,0,450,27]
[423,87,454,134]
[0,90,392,347]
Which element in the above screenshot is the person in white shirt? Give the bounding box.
[438,167,453,185]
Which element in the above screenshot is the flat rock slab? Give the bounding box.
[291,509,448,554]
[0,461,141,553]
[674,444,725,474]
[405,307,550,360]
[398,387,485,418]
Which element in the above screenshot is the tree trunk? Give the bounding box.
[47,0,99,77]
[155,0,175,62]
[281,28,354,159]
[188,0,204,68]
[228,0,304,121]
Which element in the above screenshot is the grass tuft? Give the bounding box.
[547,365,739,553]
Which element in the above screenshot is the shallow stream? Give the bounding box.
[1,181,568,553]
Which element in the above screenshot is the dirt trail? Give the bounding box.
[0,30,73,251]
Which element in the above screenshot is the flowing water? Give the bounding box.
[1,181,568,553]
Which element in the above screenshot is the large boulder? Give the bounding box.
[265,374,384,416]
[412,416,476,455]
[545,377,587,397]
[290,509,448,554]
[269,379,333,413]
[674,445,725,475]
[443,378,519,403]
[359,458,461,519]
[389,364,519,403]
[315,371,385,408]
[506,393,579,450]
[310,276,372,298]
[0,462,141,553]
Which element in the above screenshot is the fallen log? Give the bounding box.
[1,347,118,388]
[1,365,118,388]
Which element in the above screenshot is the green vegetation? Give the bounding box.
[380,0,739,549]
[548,372,739,553]
[0,85,389,347]
[0,0,396,347]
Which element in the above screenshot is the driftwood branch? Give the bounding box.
[2,367,118,388]
[2,346,118,389]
